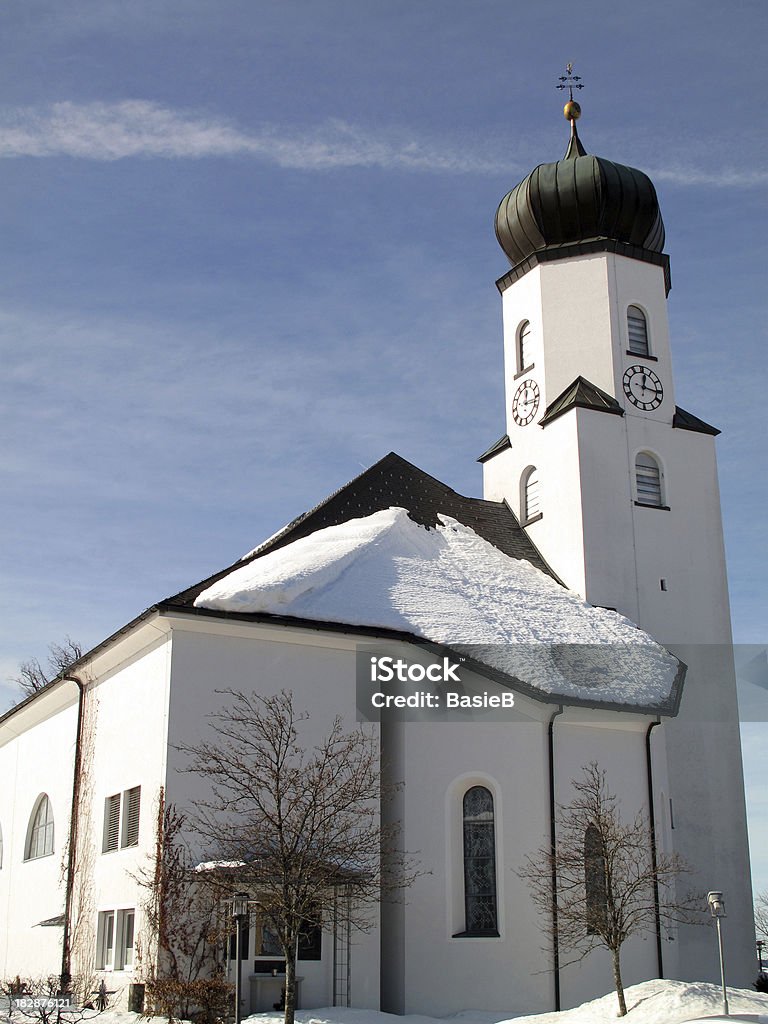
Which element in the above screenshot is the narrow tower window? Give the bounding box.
[627,305,649,356]
[517,320,533,372]
[635,452,663,507]
[522,466,541,523]
[25,794,54,860]
[584,823,608,934]
[462,786,498,935]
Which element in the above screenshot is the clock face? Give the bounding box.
[512,379,540,426]
[622,365,664,411]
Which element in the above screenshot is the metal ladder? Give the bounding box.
[332,885,351,1007]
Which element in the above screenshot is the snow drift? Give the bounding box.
[195,507,681,707]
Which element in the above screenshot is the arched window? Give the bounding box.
[517,320,533,372]
[462,786,498,934]
[635,452,663,507]
[584,823,607,935]
[25,794,54,860]
[627,305,649,356]
[522,466,541,523]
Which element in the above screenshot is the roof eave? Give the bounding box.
[162,603,685,717]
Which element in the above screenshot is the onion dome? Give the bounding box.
[495,110,665,269]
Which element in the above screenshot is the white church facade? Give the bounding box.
[0,100,755,1016]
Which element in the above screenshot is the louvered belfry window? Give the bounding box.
[627,306,649,356]
[524,468,540,521]
[636,453,663,506]
[463,786,498,934]
[122,786,141,848]
[103,794,121,852]
[518,320,533,371]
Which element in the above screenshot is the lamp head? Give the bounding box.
[707,891,726,918]
[232,891,251,917]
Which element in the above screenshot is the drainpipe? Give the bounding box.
[548,706,563,1012]
[645,719,663,978]
[60,675,85,993]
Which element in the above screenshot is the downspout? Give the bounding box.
[645,719,663,978]
[548,706,563,1012]
[60,675,85,992]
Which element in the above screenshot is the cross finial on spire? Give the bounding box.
[557,63,586,158]
[556,62,584,102]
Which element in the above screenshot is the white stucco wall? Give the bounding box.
[79,628,173,995]
[162,613,383,1013]
[0,683,79,979]
[486,246,755,993]
[391,682,554,1017]
[554,713,659,1010]
[0,620,173,1001]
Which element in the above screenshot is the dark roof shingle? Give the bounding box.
[165,452,558,607]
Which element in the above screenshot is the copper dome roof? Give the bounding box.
[495,126,665,269]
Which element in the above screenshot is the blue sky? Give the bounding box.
[1,1,766,892]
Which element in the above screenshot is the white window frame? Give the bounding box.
[96,910,116,970]
[635,451,665,508]
[627,304,650,357]
[521,466,541,524]
[517,320,533,374]
[116,909,136,970]
[25,794,54,861]
[97,908,136,971]
[447,772,504,941]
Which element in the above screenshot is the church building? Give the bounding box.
[0,92,755,1016]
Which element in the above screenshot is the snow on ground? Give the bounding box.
[237,981,768,1023]
[196,507,680,707]
[6,981,767,1024]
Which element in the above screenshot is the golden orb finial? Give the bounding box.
[556,62,584,121]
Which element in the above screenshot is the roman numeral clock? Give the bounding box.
[622,364,664,411]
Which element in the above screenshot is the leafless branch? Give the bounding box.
[519,762,704,1017]
[177,689,418,1024]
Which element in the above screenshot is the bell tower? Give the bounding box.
[480,73,755,985]
[482,83,716,643]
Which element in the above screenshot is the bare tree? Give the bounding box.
[0,974,106,1024]
[133,790,231,1024]
[519,762,702,1017]
[755,891,768,939]
[179,689,416,1024]
[10,637,83,698]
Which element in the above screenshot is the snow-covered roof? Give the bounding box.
[195,507,683,711]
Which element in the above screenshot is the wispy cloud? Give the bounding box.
[0,100,764,188]
[646,164,768,188]
[0,100,510,174]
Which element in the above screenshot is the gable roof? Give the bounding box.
[477,434,512,464]
[165,452,558,608]
[2,451,684,723]
[673,406,721,436]
[539,375,624,427]
[193,506,684,714]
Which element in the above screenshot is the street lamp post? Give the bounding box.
[757,938,765,973]
[231,892,251,1024]
[707,891,729,1018]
